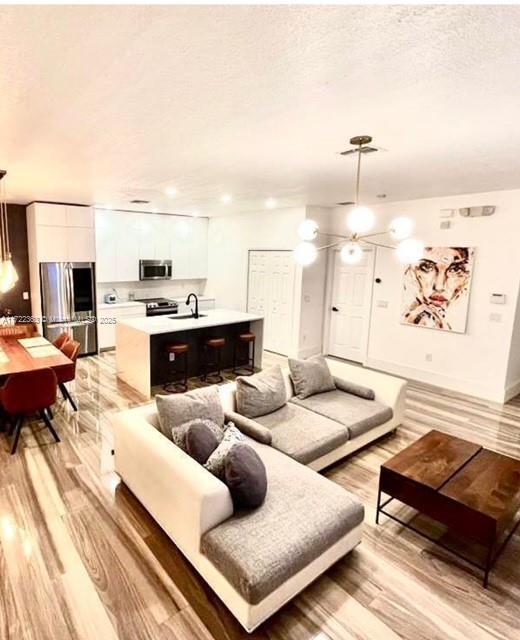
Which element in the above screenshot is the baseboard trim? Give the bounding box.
[366,357,507,403]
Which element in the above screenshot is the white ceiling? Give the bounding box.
[1,5,520,216]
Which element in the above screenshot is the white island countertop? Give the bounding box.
[118,308,264,336]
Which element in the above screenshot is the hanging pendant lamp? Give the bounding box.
[0,170,19,293]
[294,135,424,266]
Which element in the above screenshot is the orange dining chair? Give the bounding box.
[0,368,59,454]
[56,339,80,411]
[53,332,71,350]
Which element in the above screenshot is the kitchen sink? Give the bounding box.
[168,314,207,320]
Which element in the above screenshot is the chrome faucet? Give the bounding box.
[186,293,199,319]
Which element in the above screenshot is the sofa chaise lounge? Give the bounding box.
[112,358,406,631]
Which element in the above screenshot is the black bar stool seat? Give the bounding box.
[233,332,256,376]
[164,342,189,393]
[201,337,225,383]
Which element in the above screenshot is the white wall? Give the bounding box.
[327,189,520,402]
[206,207,306,355]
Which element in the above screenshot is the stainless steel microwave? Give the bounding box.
[139,259,172,280]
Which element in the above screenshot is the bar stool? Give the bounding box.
[164,342,189,393]
[201,337,225,384]
[233,332,256,376]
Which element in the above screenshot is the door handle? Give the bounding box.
[332,306,339,312]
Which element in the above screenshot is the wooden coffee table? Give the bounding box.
[376,430,520,586]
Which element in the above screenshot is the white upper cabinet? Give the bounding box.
[95,210,208,283]
[66,205,94,228]
[170,216,208,280]
[27,202,95,263]
[33,203,67,226]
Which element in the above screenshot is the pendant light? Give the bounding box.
[0,170,19,293]
[294,135,424,266]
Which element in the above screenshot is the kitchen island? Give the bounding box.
[115,309,264,398]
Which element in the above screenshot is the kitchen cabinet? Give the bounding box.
[170,216,208,280]
[27,203,96,262]
[97,303,146,350]
[95,210,208,283]
[26,202,96,320]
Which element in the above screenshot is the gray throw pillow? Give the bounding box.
[171,418,223,452]
[186,422,221,464]
[288,354,335,399]
[225,443,267,509]
[235,365,287,418]
[204,426,245,479]
[334,376,375,400]
[156,386,225,439]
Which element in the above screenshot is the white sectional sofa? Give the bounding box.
[111,358,406,632]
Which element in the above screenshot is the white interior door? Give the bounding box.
[247,250,295,356]
[328,248,374,363]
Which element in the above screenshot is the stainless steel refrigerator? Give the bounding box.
[40,262,98,356]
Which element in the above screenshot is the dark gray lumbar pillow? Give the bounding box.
[235,365,286,418]
[171,418,223,452]
[334,376,375,400]
[225,443,267,509]
[288,354,335,399]
[156,385,225,440]
[185,422,221,464]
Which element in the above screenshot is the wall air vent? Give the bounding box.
[130,199,150,204]
[336,201,355,206]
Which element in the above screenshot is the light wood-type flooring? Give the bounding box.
[0,350,519,640]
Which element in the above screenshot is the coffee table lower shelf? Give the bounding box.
[376,493,520,588]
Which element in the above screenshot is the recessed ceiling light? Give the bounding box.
[164,186,178,197]
[220,193,232,204]
[265,197,277,209]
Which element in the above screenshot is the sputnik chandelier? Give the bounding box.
[294,135,424,266]
[0,170,19,293]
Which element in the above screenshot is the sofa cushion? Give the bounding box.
[254,403,349,464]
[291,390,393,439]
[235,365,287,418]
[201,440,364,604]
[156,386,225,440]
[288,354,335,399]
[225,443,267,509]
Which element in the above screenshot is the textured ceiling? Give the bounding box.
[1,5,520,216]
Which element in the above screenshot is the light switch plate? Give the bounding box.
[490,293,506,305]
[377,300,388,308]
[489,313,502,323]
[22,291,29,300]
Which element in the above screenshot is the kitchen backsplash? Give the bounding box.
[97,279,206,302]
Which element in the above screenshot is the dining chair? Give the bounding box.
[56,339,80,411]
[0,368,59,454]
[53,332,71,350]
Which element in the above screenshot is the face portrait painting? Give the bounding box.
[401,247,475,333]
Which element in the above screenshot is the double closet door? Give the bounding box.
[247,250,295,356]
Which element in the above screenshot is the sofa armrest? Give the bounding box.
[112,406,233,555]
[225,410,272,445]
[325,358,407,426]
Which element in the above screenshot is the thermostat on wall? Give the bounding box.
[490,293,506,305]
